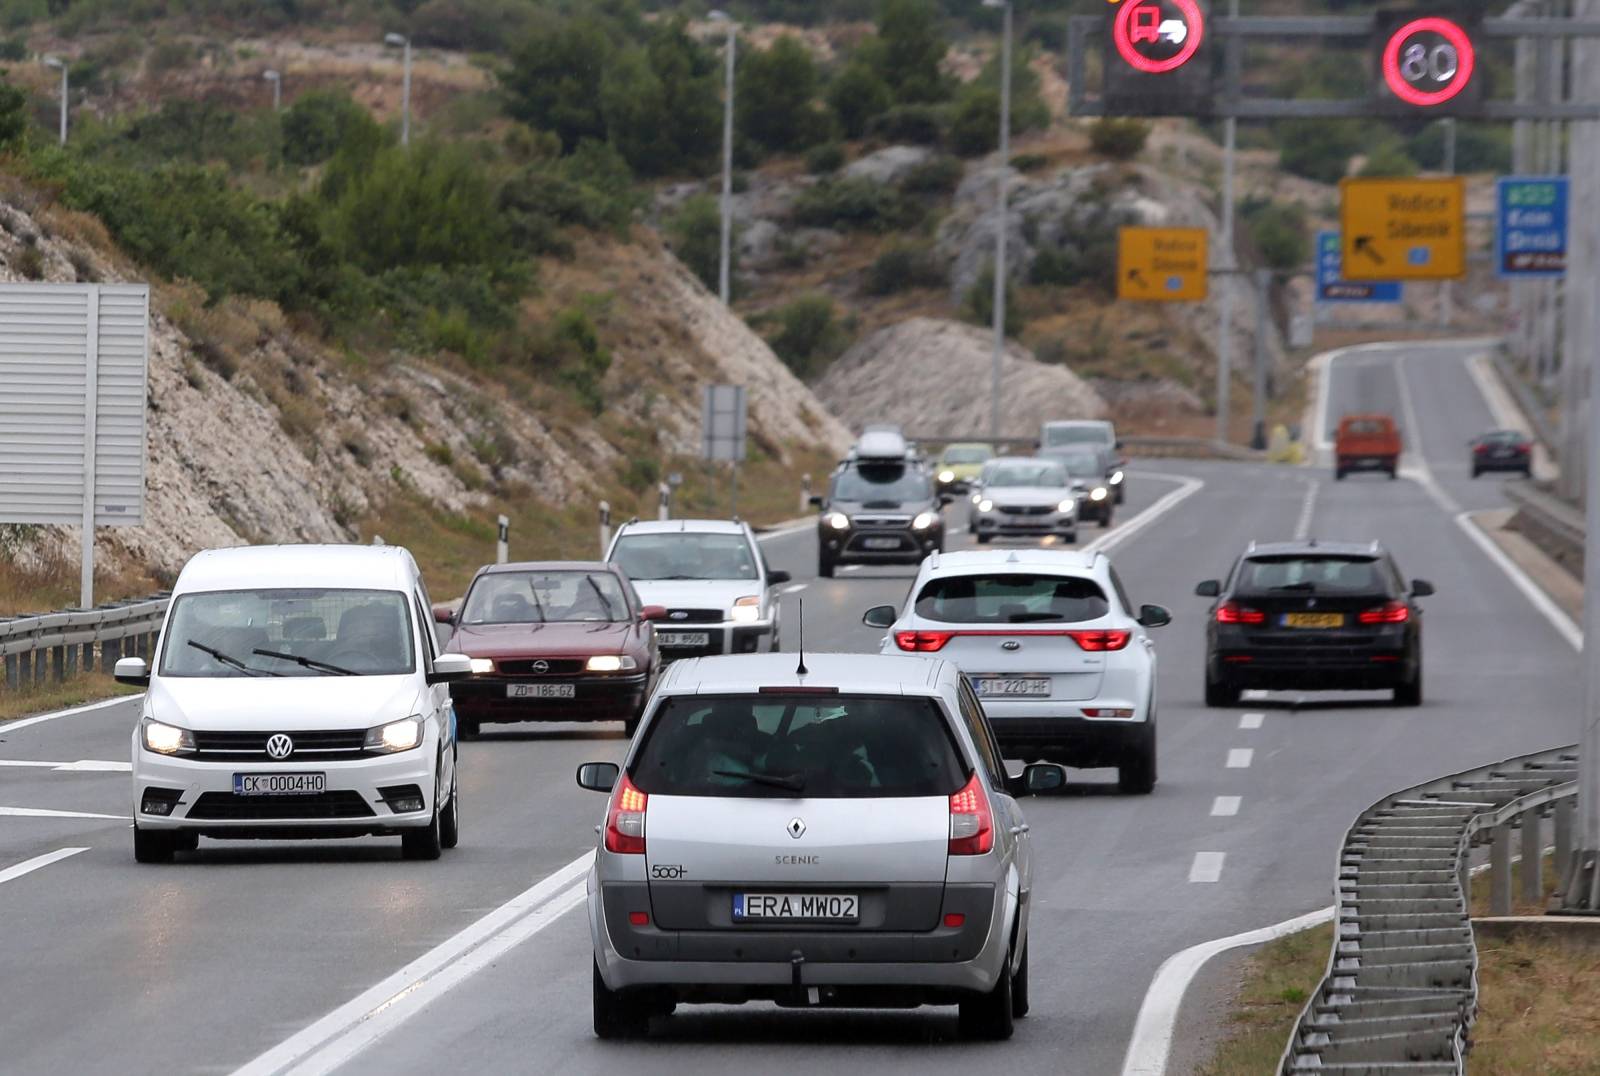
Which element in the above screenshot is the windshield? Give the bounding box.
[987,461,1068,488]
[830,464,931,502]
[915,573,1109,624]
[1042,425,1109,448]
[942,446,992,465]
[610,533,758,581]
[1051,453,1105,478]
[1236,556,1384,594]
[461,570,629,624]
[158,589,415,677]
[631,694,966,799]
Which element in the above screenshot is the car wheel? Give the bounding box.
[958,946,1016,1041]
[1388,467,1398,480]
[440,762,460,850]
[173,831,200,853]
[458,716,480,741]
[1011,942,1030,1019]
[818,557,835,579]
[133,825,175,864]
[1204,669,1240,708]
[401,770,444,861]
[1098,511,1112,529]
[1063,530,1078,544]
[1523,466,1533,479]
[1395,664,1423,707]
[1118,740,1157,795]
[1115,487,1125,505]
[593,960,650,1040]
[1334,468,1345,481]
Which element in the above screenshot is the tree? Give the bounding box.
[1088,118,1150,160]
[877,0,950,104]
[737,35,831,154]
[666,195,732,294]
[283,91,378,166]
[504,15,615,151]
[0,75,27,149]
[827,52,893,138]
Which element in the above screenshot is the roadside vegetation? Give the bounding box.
[1195,923,1330,1076]
[0,672,141,723]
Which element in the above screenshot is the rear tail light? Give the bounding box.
[948,773,994,856]
[1358,601,1410,624]
[943,913,966,928]
[1473,444,1490,454]
[1067,629,1131,651]
[628,911,651,926]
[1216,602,1265,625]
[895,630,954,652]
[604,773,648,854]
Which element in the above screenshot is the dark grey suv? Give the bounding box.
[811,458,948,577]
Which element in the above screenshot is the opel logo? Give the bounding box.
[266,734,294,760]
[787,817,806,839]
[1001,640,1022,651]
[530,659,550,675]
[670,611,689,621]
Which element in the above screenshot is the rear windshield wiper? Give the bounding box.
[713,768,807,792]
[1007,612,1065,622]
[251,648,356,676]
[1268,582,1318,592]
[186,639,277,677]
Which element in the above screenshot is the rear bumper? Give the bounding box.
[1209,648,1415,690]
[1472,455,1530,472]
[1337,455,1397,471]
[450,674,648,723]
[986,715,1150,767]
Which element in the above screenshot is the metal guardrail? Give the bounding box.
[1280,746,1579,1075]
[1504,480,1585,577]
[1490,349,1560,459]
[901,433,1270,461]
[0,595,168,690]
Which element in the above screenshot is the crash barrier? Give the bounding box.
[1,595,169,691]
[1491,350,1560,458]
[1119,436,1268,461]
[1279,746,1578,1075]
[1503,480,1584,578]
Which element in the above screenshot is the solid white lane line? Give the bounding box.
[0,806,129,821]
[1292,479,1318,541]
[0,694,141,735]
[1210,796,1241,818]
[235,851,594,1076]
[0,759,131,772]
[1226,748,1253,769]
[1457,510,1580,651]
[1083,472,1206,556]
[0,846,89,886]
[1238,713,1264,730]
[1188,852,1225,883]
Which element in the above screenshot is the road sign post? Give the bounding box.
[1496,175,1570,277]
[1339,177,1466,280]
[1117,227,1208,301]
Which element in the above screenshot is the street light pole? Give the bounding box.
[384,33,411,146]
[43,56,66,146]
[710,11,736,306]
[263,69,281,112]
[984,0,1013,442]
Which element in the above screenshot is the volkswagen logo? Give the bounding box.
[1001,640,1022,651]
[530,659,550,675]
[787,817,806,839]
[669,611,689,621]
[266,734,294,760]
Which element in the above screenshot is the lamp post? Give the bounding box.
[982,0,1012,442]
[263,69,281,112]
[43,56,66,146]
[384,32,411,146]
[709,10,736,306]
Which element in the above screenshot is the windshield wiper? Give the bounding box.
[251,648,357,676]
[1268,582,1318,592]
[584,575,618,620]
[186,639,276,677]
[712,767,806,792]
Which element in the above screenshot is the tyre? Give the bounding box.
[1118,729,1157,795]
[958,947,1016,1041]
[1388,467,1398,480]
[1098,510,1112,529]
[1394,664,1423,707]
[1204,669,1240,708]
[1114,486,1125,505]
[1523,466,1534,478]
[1063,530,1078,544]
[439,764,460,850]
[458,716,480,741]
[133,825,175,864]
[1011,942,1030,1019]
[623,715,640,737]
[402,771,444,861]
[976,534,993,544]
[1470,466,1480,478]
[1335,468,1345,481]
[173,831,200,853]
[593,960,650,1040]
[818,556,835,579]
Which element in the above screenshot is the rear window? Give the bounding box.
[1236,556,1384,594]
[943,446,991,464]
[630,694,967,799]
[1342,419,1392,435]
[1042,425,1108,448]
[915,573,1109,624]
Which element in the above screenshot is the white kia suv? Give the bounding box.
[866,548,1169,794]
[118,544,471,862]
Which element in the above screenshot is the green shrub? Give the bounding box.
[535,307,612,414]
[1357,142,1419,178]
[283,91,378,167]
[804,141,845,175]
[598,21,720,177]
[737,35,834,154]
[1010,152,1048,173]
[1240,198,1309,272]
[1407,120,1510,173]
[666,195,733,294]
[1276,118,1364,183]
[1088,118,1150,160]
[963,262,1022,333]
[826,58,892,139]
[0,35,26,60]
[147,37,192,74]
[0,74,26,148]
[899,153,963,194]
[792,177,921,232]
[947,85,1001,157]
[865,241,944,295]
[411,0,537,52]
[504,14,614,152]
[867,103,947,146]
[766,293,847,378]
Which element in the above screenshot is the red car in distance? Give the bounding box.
[436,562,664,738]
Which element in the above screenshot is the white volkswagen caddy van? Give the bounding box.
[117,544,470,863]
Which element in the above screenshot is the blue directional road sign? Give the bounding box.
[1496,176,1568,278]
[1316,231,1402,303]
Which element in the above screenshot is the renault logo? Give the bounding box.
[266,734,294,760]
[1001,640,1022,651]
[787,817,806,839]
[530,659,550,675]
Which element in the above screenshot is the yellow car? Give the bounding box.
[935,443,995,494]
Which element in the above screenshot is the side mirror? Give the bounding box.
[1114,439,1124,450]
[432,603,456,625]
[427,652,473,685]
[1410,579,1435,597]
[113,656,150,686]
[862,604,898,629]
[1138,604,1172,628]
[1194,580,1220,598]
[640,604,668,622]
[767,569,792,586]
[577,761,620,793]
[1019,763,1066,796]
[808,495,825,509]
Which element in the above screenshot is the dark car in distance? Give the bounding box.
[438,561,664,737]
[1469,429,1534,478]
[1197,540,1433,708]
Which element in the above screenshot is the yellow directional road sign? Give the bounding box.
[1117,227,1208,302]
[1339,177,1465,281]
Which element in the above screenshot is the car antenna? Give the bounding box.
[795,599,808,676]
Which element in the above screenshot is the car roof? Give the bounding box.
[173,544,419,594]
[1043,419,1112,430]
[923,548,1101,575]
[615,519,748,537]
[657,652,953,697]
[480,560,616,574]
[1243,540,1383,558]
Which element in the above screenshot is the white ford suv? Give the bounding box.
[117,544,471,862]
[865,548,1169,794]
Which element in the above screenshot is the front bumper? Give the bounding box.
[451,673,648,723]
[820,527,941,565]
[974,507,1076,538]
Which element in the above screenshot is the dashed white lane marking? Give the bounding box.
[0,806,129,820]
[1226,748,1254,769]
[1188,852,1225,883]
[1239,713,1264,730]
[1210,796,1241,817]
[1292,479,1318,541]
[0,847,88,886]
[0,758,131,772]
[780,583,807,594]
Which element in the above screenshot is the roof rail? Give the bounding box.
[1246,539,1256,553]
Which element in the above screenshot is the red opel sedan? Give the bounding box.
[437,561,664,738]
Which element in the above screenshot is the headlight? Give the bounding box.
[468,657,494,674]
[938,470,955,483]
[970,492,982,504]
[586,654,640,672]
[1057,498,1077,513]
[142,720,195,756]
[911,511,938,530]
[978,499,994,512]
[1089,486,1108,502]
[365,716,422,753]
[1110,470,1124,485]
[730,595,762,623]
[826,512,850,531]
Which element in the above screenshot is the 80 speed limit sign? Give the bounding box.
[1380,15,1477,108]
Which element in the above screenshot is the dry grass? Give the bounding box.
[1472,932,1600,1074]
[1196,923,1331,1076]
[0,542,160,617]
[0,673,142,723]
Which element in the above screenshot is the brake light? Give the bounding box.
[1216,602,1265,625]
[604,773,647,854]
[1359,601,1410,624]
[948,773,993,856]
[1067,629,1131,652]
[895,630,954,652]
[1473,444,1490,454]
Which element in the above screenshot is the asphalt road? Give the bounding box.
[0,339,1580,1076]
